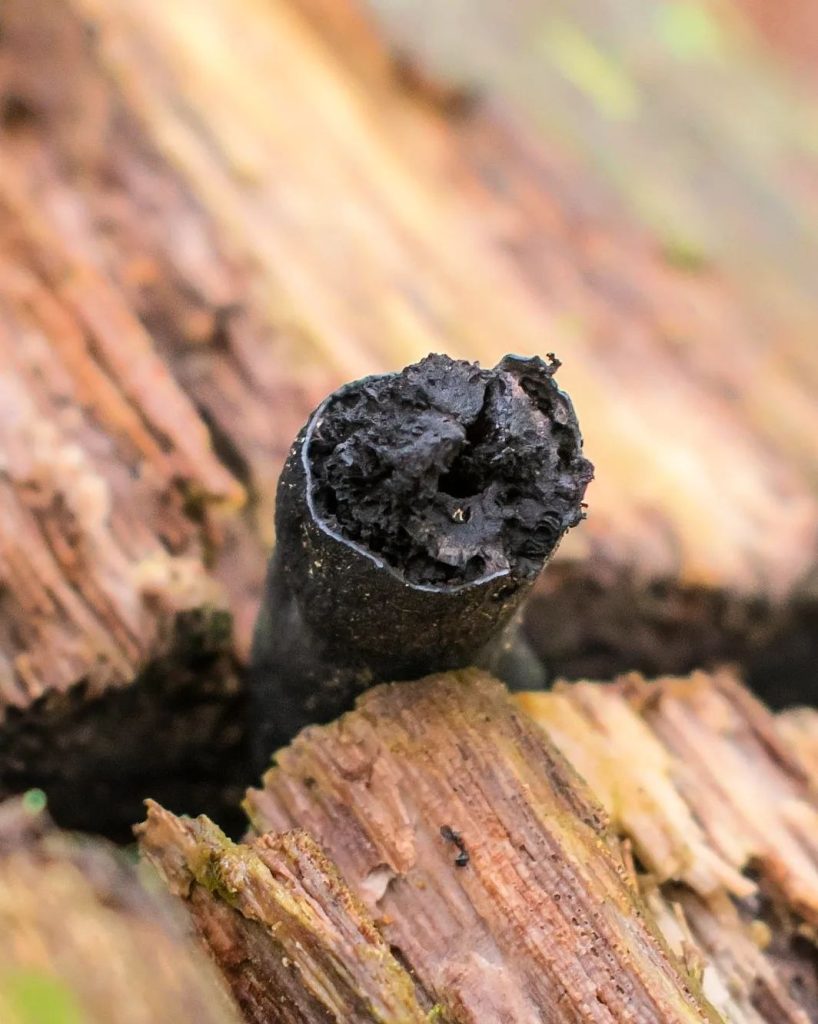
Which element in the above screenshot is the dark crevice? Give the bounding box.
[0,609,251,842]
[3,565,816,846]
[523,564,818,709]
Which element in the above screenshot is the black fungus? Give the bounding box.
[250,353,593,763]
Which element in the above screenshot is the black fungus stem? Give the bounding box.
[250,353,593,763]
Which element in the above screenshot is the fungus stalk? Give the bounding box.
[250,353,593,761]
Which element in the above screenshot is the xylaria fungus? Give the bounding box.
[250,353,593,762]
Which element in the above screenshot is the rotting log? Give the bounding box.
[133,668,818,1023]
[521,671,818,1021]
[1,0,818,1017]
[149,671,722,1024]
[244,670,818,1022]
[0,795,243,1024]
[2,0,818,830]
[138,804,432,1024]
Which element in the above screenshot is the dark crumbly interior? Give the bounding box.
[309,354,593,586]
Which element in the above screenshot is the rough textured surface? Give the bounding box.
[518,671,818,910]
[520,670,818,1022]
[0,796,242,1024]
[249,351,589,754]
[235,669,818,1023]
[129,668,818,1023]
[138,803,433,1024]
[0,156,241,707]
[646,885,817,1024]
[2,0,818,829]
[246,670,722,1024]
[0,0,816,710]
[310,353,591,585]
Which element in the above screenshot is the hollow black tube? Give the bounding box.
[250,353,593,762]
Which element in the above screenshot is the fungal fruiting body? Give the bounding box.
[250,353,593,761]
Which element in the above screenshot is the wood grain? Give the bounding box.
[2,0,818,820]
[245,670,721,1024]
[138,802,432,1024]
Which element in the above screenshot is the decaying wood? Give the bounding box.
[133,668,818,1023]
[519,672,818,911]
[2,668,814,1024]
[138,803,431,1024]
[243,670,720,1023]
[2,0,818,824]
[1,1,817,1018]
[522,672,818,1022]
[0,795,242,1024]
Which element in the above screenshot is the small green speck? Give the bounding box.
[660,233,710,272]
[1,970,85,1024]
[657,1,726,61]
[540,21,639,121]
[22,790,47,815]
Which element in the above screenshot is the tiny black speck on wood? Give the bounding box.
[440,824,470,867]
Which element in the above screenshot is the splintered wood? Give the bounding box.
[0,64,244,709]
[0,797,242,1024]
[0,184,239,704]
[243,672,718,1024]
[521,672,818,1023]
[139,670,818,1023]
[243,671,721,1024]
[138,804,429,1024]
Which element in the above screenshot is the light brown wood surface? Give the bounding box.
[131,669,818,1023]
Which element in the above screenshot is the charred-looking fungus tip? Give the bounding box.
[251,351,593,755]
[307,353,593,588]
